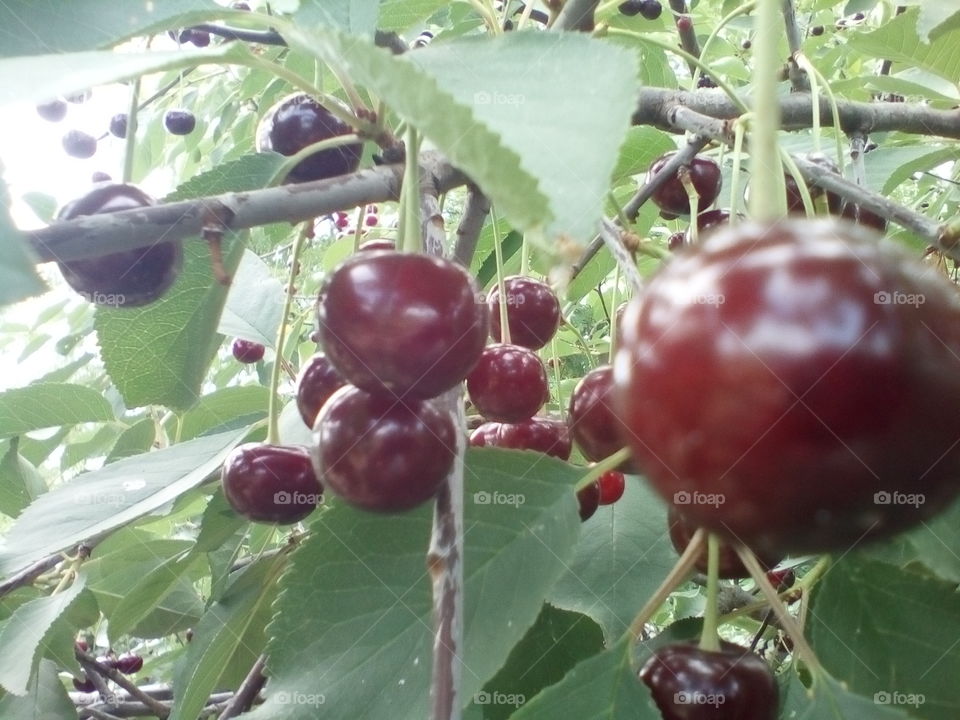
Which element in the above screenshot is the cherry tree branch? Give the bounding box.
[216,655,266,720]
[77,651,170,719]
[192,23,409,54]
[782,0,810,91]
[554,0,600,31]
[453,187,491,267]
[669,0,701,73]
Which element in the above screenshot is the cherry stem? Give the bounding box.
[574,448,631,492]
[490,207,512,345]
[748,0,786,219]
[625,528,705,643]
[699,534,722,652]
[734,546,825,678]
[680,169,700,243]
[550,337,565,422]
[352,205,365,252]
[729,118,747,222]
[122,77,141,185]
[794,53,846,174]
[520,235,530,276]
[608,264,621,364]
[266,222,310,446]
[400,127,423,253]
[269,134,362,188]
[779,149,815,215]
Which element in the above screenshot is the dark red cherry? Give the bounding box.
[313,385,455,512]
[784,155,842,215]
[667,507,782,579]
[37,99,67,122]
[56,184,181,307]
[667,232,686,251]
[231,338,265,364]
[810,25,825,36]
[188,30,210,47]
[115,654,143,674]
[357,238,395,251]
[73,676,96,693]
[617,0,643,16]
[638,0,662,20]
[256,93,362,184]
[62,130,97,158]
[841,202,887,232]
[639,642,778,719]
[647,153,722,215]
[469,417,572,460]
[316,251,488,399]
[164,109,197,136]
[568,365,633,467]
[296,353,346,428]
[109,113,128,139]
[577,482,601,521]
[222,443,322,524]
[597,470,626,505]
[467,344,549,422]
[766,568,796,591]
[487,275,561,349]
[615,218,960,555]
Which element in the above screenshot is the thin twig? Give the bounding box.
[669,0,701,74]
[453,187,491,267]
[782,0,810,91]
[192,23,408,54]
[599,219,644,292]
[554,0,600,31]
[420,177,448,257]
[78,651,171,719]
[216,655,266,720]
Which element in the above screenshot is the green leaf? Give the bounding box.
[0,438,46,518]
[0,429,245,578]
[848,7,960,84]
[0,383,112,439]
[170,555,286,720]
[293,0,378,35]
[862,145,959,194]
[108,548,201,638]
[548,478,676,643]
[808,556,960,720]
[105,418,156,463]
[41,589,100,677]
[610,127,676,183]
[218,250,286,349]
[510,636,659,719]
[0,574,89,695]
[177,386,270,441]
[917,2,960,42]
[0,659,76,719]
[248,448,583,720]
[164,153,286,202]
[783,672,915,720]
[0,179,46,307]
[378,0,448,31]
[466,605,605,720]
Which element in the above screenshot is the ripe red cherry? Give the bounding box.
[766,568,796,591]
[597,470,626,505]
[841,202,887,232]
[467,344,549,422]
[647,153,722,215]
[222,443,322,524]
[37,99,67,122]
[295,353,346,428]
[487,276,561,349]
[73,676,96,692]
[639,642,778,719]
[313,385,455,512]
[63,130,97,158]
[568,365,633,467]
[164,109,197,136]
[231,338,265,363]
[109,113,128,139]
[316,251,488,399]
[615,219,960,555]
[257,93,362,184]
[783,155,842,215]
[667,507,782,579]
[577,482,601,521]
[667,232,686,251]
[469,416,571,460]
[115,653,143,674]
[56,184,181,307]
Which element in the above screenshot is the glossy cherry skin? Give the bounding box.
[231,338,265,364]
[109,113,128,139]
[115,654,143,674]
[639,642,778,720]
[615,218,960,555]
[164,109,196,135]
[62,130,97,158]
[469,417,572,460]
[467,344,549,422]
[597,470,626,505]
[841,202,887,232]
[317,251,488,399]
[667,507,782,579]
[56,184,182,307]
[313,385,455,512]
[577,482,600,521]
[37,99,67,122]
[257,93,362,184]
[296,353,346,428]
[639,0,663,20]
[647,153,722,216]
[568,365,634,467]
[487,276,562,350]
[222,443,322,524]
[73,676,96,693]
[357,238,396,252]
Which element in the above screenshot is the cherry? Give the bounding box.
[638,0,662,20]
[222,443,322,524]
[639,642,778,719]
[164,109,197,136]
[766,568,796,591]
[56,184,181,307]
[568,365,633,466]
[91,171,112,183]
[256,93,362,184]
[597,470,626,505]
[647,153,722,216]
[188,30,210,47]
[667,507,782,579]
[109,113,128,139]
[115,653,143,674]
[73,676,96,693]
[810,25,824,36]
[684,209,738,244]
[617,0,643,16]
[696,75,717,89]
[784,155,842,215]
[741,39,752,50]
[357,238,395,251]
[841,202,887,232]
[487,275,561,349]
[296,353,346,428]
[231,338,265,363]
[615,218,960,555]
[676,16,693,32]
[74,640,89,653]
[469,416,572,460]
[667,232,686,251]
[36,99,67,122]
[577,481,601,521]
[62,130,97,158]
[66,89,91,104]
[316,251,488,399]
[232,1,251,9]
[313,385,455,512]
[467,344,550,422]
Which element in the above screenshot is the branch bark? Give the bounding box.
[554,0,600,31]
[77,651,170,719]
[216,655,266,720]
[453,186,491,267]
[782,0,810,92]
[669,0,701,74]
